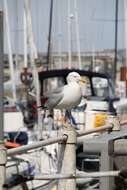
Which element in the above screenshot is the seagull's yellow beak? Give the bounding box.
[79,78,88,84]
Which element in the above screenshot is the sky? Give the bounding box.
[0,0,126,54]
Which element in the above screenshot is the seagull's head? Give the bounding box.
[67,72,87,84]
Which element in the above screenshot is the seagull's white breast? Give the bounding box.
[56,82,82,109]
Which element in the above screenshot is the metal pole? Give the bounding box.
[77,125,112,137]
[24,10,27,68]
[114,0,119,82]
[0,10,7,189]
[15,0,19,70]
[68,0,72,69]
[58,125,76,190]
[4,0,17,102]
[100,143,114,190]
[7,125,112,156]
[46,0,53,70]
[124,0,127,69]
[31,170,120,180]
[7,135,67,156]
[24,0,42,140]
[76,171,119,178]
[74,0,82,70]
[0,10,4,145]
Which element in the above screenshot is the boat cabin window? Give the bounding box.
[92,77,109,97]
[43,77,65,93]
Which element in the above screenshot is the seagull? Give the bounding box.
[39,72,87,125]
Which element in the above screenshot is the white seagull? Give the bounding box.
[40,72,87,124]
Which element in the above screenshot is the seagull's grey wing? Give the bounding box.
[44,86,64,97]
[44,87,64,109]
[46,93,63,109]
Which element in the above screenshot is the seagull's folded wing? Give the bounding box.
[42,87,64,109]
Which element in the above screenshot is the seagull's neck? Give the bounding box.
[67,81,80,88]
[68,81,78,85]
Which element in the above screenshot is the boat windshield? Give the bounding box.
[43,76,112,98]
[92,77,110,97]
[43,77,65,93]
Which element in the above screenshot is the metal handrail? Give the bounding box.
[7,125,112,156]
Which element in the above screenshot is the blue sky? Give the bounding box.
[0,0,126,53]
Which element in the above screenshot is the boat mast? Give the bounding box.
[24,9,28,68]
[114,0,119,83]
[0,10,6,188]
[92,46,95,71]
[46,0,53,70]
[124,0,127,70]
[4,0,17,102]
[124,0,127,65]
[15,0,19,70]
[0,10,3,146]
[67,0,72,69]
[24,0,42,139]
[58,1,62,69]
[120,0,127,96]
[74,0,82,70]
